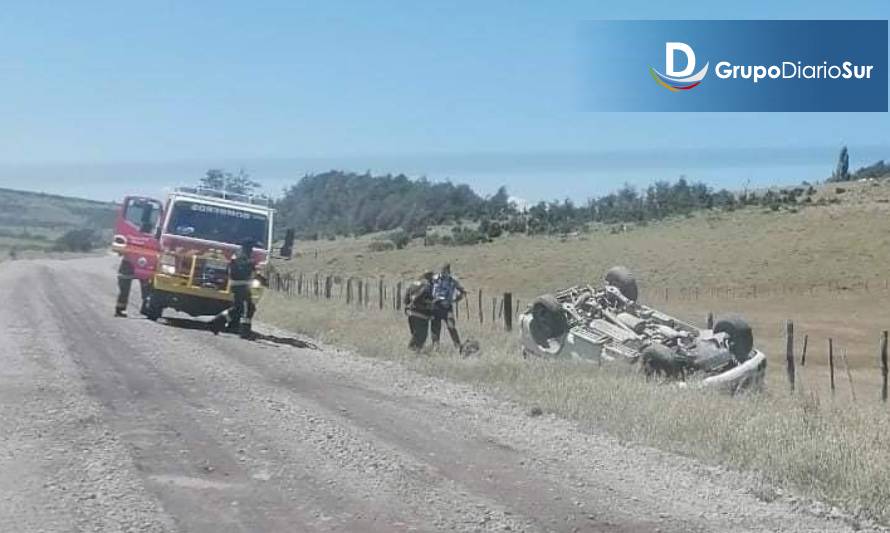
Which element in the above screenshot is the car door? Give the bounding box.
[112,196,163,281]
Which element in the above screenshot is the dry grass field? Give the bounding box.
[275,179,890,398]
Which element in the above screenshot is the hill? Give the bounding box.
[0,187,117,256]
[275,177,890,389]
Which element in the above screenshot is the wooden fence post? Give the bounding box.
[358,280,363,306]
[882,331,888,403]
[800,334,808,366]
[396,282,402,311]
[378,278,384,310]
[364,280,369,307]
[786,320,795,393]
[478,289,484,324]
[346,278,352,304]
[829,338,836,397]
[842,348,857,402]
[491,297,497,324]
[503,292,513,332]
[298,272,304,296]
[324,275,332,299]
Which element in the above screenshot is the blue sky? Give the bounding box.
[0,0,888,202]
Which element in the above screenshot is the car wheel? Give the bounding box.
[604,266,639,301]
[713,316,754,360]
[641,344,686,378]
[528,294,568,347]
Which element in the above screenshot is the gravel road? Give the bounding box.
[0,256,879,532]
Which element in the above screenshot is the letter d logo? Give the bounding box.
[665,42,695,77]
[650,42,709,92]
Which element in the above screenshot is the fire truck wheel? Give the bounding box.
[144,293,164,321]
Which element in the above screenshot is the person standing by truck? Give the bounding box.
[430,263,465,349]
[114,257,149,317]
[404,271,434,351]
[211,238,258,338]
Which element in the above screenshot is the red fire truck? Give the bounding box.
[111,187,274,321]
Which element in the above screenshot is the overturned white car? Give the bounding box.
[519,267,767,393]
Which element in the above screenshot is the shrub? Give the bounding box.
[54,228,98,252]
[387,229,411,250]
[368,241,395,252]
[486,221,503,239]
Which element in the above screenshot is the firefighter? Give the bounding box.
[403,271,434,351]
[430,263,465,349]
[114,258,149,317]
[211,238,258,338]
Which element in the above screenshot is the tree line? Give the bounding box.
[274,170,508,239]
[271,170,798,244]
[199,149,890,250]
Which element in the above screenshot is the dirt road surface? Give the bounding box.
[0,257,878,532]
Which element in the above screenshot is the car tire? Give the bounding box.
[604,266,639,301]
[528,294,568,347]
[641,344,685,378]
[713,316,754,360]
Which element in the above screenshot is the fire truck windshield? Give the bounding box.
[166,200,269,248]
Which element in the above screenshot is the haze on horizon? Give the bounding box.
[0,0,888,202]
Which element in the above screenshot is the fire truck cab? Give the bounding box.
[112,187,274,321]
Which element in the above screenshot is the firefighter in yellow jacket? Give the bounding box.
[211,239,258,338]
[403,271,434,351]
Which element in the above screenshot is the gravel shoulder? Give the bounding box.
[0,256,879,532]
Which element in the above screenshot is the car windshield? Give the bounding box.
[166,200,269,248]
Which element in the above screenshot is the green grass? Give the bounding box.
[258,292,890,523]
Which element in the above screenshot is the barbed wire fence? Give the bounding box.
[265,266,890,404]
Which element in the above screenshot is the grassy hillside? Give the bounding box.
[276,178,890,391]
[284,179,886,293]
[0,187,117,256]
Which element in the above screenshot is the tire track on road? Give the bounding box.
[39,264,397,533]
